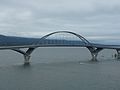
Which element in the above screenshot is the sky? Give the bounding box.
[0,0,120,39]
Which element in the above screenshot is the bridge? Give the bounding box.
[0,31,120,65]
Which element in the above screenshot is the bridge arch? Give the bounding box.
[39,31,92,46]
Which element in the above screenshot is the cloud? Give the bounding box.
[0,0,120,39]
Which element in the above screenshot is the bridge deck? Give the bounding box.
[0,44,120,50]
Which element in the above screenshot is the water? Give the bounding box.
[0,48,120,90]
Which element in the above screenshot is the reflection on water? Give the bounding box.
[0,48,119,90]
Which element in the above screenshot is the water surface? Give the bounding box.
[0,48,119,90]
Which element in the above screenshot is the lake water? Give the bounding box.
[0,47,120,90]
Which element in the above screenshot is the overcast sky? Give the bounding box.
[0,0,120,38]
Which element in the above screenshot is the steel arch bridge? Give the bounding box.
[0,31,120,65]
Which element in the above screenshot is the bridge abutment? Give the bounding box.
[87,47,103,61]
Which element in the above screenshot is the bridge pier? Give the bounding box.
[91,52,98,61]
[87,47,103,61]
[116,49,120,59]
[24,55,31,65]
[12,48,35,65]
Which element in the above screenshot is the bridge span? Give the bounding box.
[0,31,120,65]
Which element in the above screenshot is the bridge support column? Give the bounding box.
[12,48,35,65]
[87,47,103,61]
[116,49,120,59]
[24,55,31,65]
[91,52,98,61]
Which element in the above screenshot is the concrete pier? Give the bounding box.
[12,48,35,64]
[87,47,103,61]
[24,55,31,65]
[91,52,98,61]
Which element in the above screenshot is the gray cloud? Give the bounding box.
[0,0,120,38]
